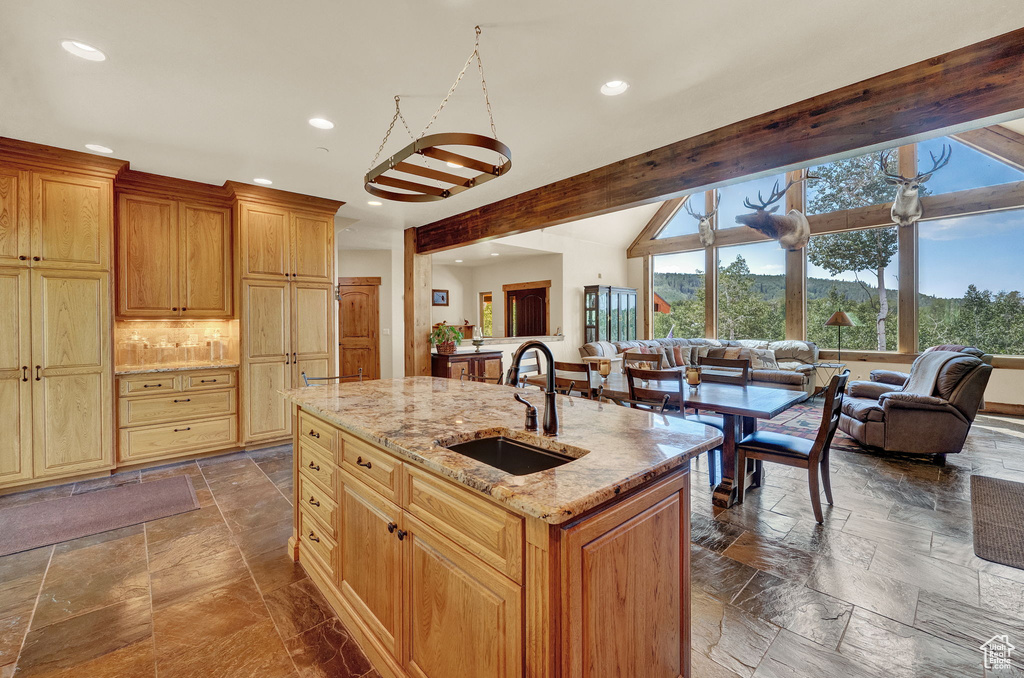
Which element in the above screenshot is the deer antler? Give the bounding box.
[743,179,796,211]
[879,150,903,180]
[683,193,721,221]
[916,143,952,180]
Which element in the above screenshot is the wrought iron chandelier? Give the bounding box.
[364,26,512,203]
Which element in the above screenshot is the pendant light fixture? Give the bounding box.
[364,26,512,203]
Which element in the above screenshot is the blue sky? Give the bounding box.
[655,135,1024,300]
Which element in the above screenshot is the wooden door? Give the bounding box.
[238,202,289,279]
[291,212,333,282]
[0,167,29,266]
[339,476,403,659]
[337,278,380,380]
[505,287,548,337]
[404,515,523,678]
[0,268,32,485]
[180,202,232,317]
[242,280,291,442]
[31,270,113,477]
[561,471,689,678]
[292,282,334,385]
[117,194,179,317]
[31,172,111,270]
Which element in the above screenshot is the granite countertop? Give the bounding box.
[115,362,240,375]
[282,376,722,524]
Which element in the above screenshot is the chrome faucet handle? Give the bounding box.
[514,393,538,432]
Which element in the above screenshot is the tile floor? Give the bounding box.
[0,412,1023,677]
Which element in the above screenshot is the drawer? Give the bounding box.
[340,433,401,503]
[119,415,238,462]
[119,374,180,396]
[182,370,236,392]
[299,507,337,577]
[299,473,337,538]
[298,410,337,461]
[405,465,524,583]
[119,389,236,427]
[298,440,337,495]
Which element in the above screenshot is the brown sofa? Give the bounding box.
[838,346,992,459]
[579,338,818,391]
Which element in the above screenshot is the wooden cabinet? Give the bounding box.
[238,203,333,283]
[0,166,29,266]
[117,192,232,318]
[0,268,32,484]
[31,172,111,271]
[583,285,637,344]
[431,350,503,384]
[291,212,333,282]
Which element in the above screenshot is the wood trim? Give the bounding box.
[951,125,1024,171]
[642,255,653,340]
[704,245,716,339]
[404,228,431,376]
[785,170,807,341]
[502,280,552,292]
[115,169,231,206]
[897,145,919,354]
[819,350,1024,370]
[0,137,127,178]
[225,180,344,214]
[415,28,1024,253]
[337,276,381,286]
[980,402,1024,416]
[626,197,687,258]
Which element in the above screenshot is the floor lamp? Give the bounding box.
[824,311,855,362]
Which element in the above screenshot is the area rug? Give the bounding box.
[754,401,865,453]
[971,475,1024,570]
[0,475,199,557]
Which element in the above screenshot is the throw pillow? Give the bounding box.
[694,346,712,364]
[673,346,687,368]
[662,345,676,368]
[707,347,727,359]
[751,348,779,370]
[722,347,744,360]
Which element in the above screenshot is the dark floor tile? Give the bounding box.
[691,545,758,603]
[716,506,800,542]
[155,618,295,678]
[264,578,334,640]
[232,519,295,560]
[915,590,1024,652]
[146,521,236,573]
[255,456,293,477]
[691,513,745,553]
[767,492,851,529]
[140,460,205,484]
[144,505,225,545]
[0,547,52,619]
[691,650,745,678]
[153,578,270,659]
[806,558,919,625]
[247,444,292,463]
[198,455,259,482]
[691,589,778,678]
[782,520,876,569]
[888,500,973,542]
[285,617,372,678]
[150,546,249,610]
[220,494,294,534]
[71,470,140,495]
[246,546,307,595]
[733,571,853,650]
[868,543,979,605]
[723,532,818,583]
[979,572,1024,620]
[753,628,886,678]
[842,515,933,553]
[0,484,73,511]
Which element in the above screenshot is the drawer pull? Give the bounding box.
[308,429,321,439]
[173,398,191,403]
[396,529,407,541]
[200,379,218,383]
[308,497,321,507]
[308,461,321,471]
[22,366,28,382]
[307,531,320,543]
[35,366,41,381]
[143,384,162,388]
[173,427,191,433]
[387,522,397,534]
[356,457,372,469]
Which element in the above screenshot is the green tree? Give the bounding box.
[717,256,784,341]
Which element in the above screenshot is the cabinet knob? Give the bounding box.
[18,256,27,261]
[171,307,178,311]
[356,457,372,469]
[307,531,320,543]
[387,522,397,533]
[396,529,407,541]
[308,497,320,507]
[181,307,187,312]
[32,256,40,262]
[308,429,320,439]
[308,461,320,471]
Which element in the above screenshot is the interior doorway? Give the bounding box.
[337,277,381,381]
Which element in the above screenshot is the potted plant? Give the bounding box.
[430,323,463,355]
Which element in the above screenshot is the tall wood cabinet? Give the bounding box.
[0,139,118,489]
[583,285,637,344]
[233,184,342,446]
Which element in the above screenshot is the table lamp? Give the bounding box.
[824,311,855,362]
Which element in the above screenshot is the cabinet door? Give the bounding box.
[291,212,333,282]
[481,357,503,383]
[31,172,111,270]
[0,268,32,485]
[180,203,232,317]
[291,283,333,385]
[31,270,113,477]
[404,515,523,678]
[0,167,29,266]
[241,280,291,443]
[244,360,290,443]
[339,476,404,659]
[238,202,289,279]
[117,194,179,317]
[446,358,471,380]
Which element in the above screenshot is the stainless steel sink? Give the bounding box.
[439,430,585,476]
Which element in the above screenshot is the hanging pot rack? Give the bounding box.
[363,26,512,203]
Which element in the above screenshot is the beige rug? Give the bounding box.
[971,475,1024,570]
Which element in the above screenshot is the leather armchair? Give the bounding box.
[839,349,992,459]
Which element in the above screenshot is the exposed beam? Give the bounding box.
[951,125,1024,171]
[404,228,431,376]
[415,28,1024,254]
[626,197,687,258]
[784,170,807,341]
[642,255,653,340]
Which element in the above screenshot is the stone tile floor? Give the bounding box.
[0,411,1023,677]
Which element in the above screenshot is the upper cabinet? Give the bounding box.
[116,189,232,319]
[237,201,334,283]
[291,212,333,282]
[0,166,28,265]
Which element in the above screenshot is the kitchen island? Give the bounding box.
[282,376,722,678]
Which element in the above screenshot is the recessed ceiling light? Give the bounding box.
[61,40,106,61]
[600,80,629,96]
[84,143,113,154]
[454,259,463,263]
[367,200,382,206]
[309,118,334,130]
[253,178,273,185]
[490,253,500,257]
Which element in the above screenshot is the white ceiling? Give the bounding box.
[431,240,552,267]
[2,0,1022,245]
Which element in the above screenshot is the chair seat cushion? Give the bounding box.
[738,431,813,459]
[842,397,886,423]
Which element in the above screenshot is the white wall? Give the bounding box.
[841,359,1022,408]
[430,264,475,327]
[336,247,403,379]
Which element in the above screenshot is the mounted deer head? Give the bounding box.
[881,145,951,227]
[684,193,720,247]
[735,173,816,251]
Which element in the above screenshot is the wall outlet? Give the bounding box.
[382,328,391,336]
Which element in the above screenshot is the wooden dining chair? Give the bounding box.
[552,361,594,398]
[737,370,850,523]
[512,349,542,388]
[698,357,749,386]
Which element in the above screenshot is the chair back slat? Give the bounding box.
[626,367,685,410]
[552,361,593,397]
[699,357,749,385]
[810,370,850,462]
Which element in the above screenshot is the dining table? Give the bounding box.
[526,370,808,508]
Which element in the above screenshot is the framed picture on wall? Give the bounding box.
[432,289,449,306]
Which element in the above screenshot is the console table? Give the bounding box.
[431,350,504,384]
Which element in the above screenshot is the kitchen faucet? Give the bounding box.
[508,341,558,436]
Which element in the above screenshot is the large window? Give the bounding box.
[806,147,900,215]
[655,191,703,239]
[717,173,787,230]
[918,136,1024,194]
[918,210,1024,355]
[717,242,785,341]
[652,251,705,338]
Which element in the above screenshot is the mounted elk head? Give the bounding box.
[881,145,951,227]
[735,174,815,251]
[684,193,721,247]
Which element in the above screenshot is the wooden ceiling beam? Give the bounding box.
[951,125,1024,171]
[415,28,1024,254]
[625,196,688,257]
